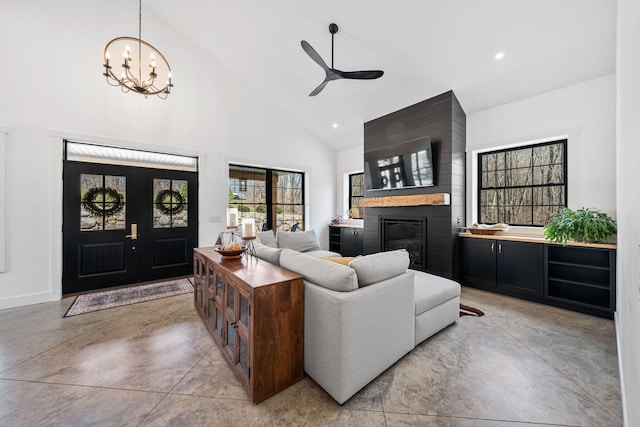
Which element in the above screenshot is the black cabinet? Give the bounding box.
[460,236,616,318]
[329,226,341,254]
[545,245,615,318]
[460,238,543,298]
[329,226,364,257]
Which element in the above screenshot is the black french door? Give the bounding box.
[62,161,198,295]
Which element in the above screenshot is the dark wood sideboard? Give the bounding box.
[193,247,304,403]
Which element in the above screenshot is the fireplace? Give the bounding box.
[379,216,426,270]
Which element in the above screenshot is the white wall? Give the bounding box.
[0,126,6,273]
[0,0,336,309]
[616,0,640,425]
[336,145,364,217]
[466,75,617,229]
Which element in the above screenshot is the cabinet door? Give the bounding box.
[460,238,497,289]
[236,287,251,380]
[193,254,206,315]
[497,241,543,297]
[224,279,237,361]
[355,230,363,255]
[212,268,225,342]
[205,263,216,328]
[340,228,363,257]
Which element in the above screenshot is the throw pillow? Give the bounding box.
[256,230,277,248]
[254,243,283,265]
[279,249,358,292]
[276,229,321,252]
[320,256,359,266]
[349,249,410,287]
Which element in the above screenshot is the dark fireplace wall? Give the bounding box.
[362,91,466,279]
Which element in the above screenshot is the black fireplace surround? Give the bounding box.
[379,216,426,270]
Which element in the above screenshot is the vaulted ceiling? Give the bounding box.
[148,0,616,151]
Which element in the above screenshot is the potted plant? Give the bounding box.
[543,207,617,245]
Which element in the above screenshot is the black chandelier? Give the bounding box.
[102,0,173,98]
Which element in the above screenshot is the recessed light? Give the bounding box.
[332,123,338,128]
[494,51,505,60]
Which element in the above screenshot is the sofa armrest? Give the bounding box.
[304,270,415,404]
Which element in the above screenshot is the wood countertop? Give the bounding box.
[458,232,616,249]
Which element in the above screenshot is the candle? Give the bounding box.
[226,208,238,227]
[242,218,255,238]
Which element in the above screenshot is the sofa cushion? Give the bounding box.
[254,243,283,265]
[256,230,277,248]
[277,229,321,252]
[279,248,358,292]
[349,250,410,287]
[412,270,461,315]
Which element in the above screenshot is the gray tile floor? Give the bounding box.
[0,286,622,426]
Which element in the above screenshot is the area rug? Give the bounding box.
[64,278,193,317]
[460,303,485,317]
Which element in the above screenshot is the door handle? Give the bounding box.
[491,243,495,253]
[125,224,138,240]
[498,244,502,254]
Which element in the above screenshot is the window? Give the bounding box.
[478,139,567,226]
[229,164,304,232]
[349,173,364,219]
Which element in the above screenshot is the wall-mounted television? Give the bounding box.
[364,137,435,191]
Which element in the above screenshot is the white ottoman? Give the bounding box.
[411,269,461,346]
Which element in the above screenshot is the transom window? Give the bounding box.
[478,139,567,226]
[229,164,304,232]
[349,173,364,219]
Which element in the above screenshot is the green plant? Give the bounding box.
[543,207,616,245]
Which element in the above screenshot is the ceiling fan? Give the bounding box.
[301,23,384,96]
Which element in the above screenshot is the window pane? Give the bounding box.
[505,167,531,187]
[154,178,188,228]
[505,148,532,169]
[81,174,126,231]
[349,173,364,219]
[533,165,564,185]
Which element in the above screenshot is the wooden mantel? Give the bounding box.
[358,193,450,208]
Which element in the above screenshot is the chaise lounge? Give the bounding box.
[255,230,461,404]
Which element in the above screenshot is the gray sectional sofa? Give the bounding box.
[253,229,460,404]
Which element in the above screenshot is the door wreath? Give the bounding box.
[81,187,125,217]
[155,189,185,215]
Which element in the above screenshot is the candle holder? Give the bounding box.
[225,226,239,245]
[242,236,257,260]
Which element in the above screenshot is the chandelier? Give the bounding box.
[102,0,173,98]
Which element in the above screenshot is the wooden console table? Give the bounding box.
[193,247,304,403]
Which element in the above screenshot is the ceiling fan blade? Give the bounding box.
[337,70,384,80]
[301,40,329,71]
[309,80,330,97]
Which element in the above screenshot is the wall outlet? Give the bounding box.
[457,216,462,224]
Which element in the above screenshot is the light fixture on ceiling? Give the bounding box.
[102,0,173,99]
[332,123,338,128]
[494,51,505,60]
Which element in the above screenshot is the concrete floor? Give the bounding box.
[0,286,622,426]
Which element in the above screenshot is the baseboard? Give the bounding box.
[615,312,629,427]
[0,291,53,310]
